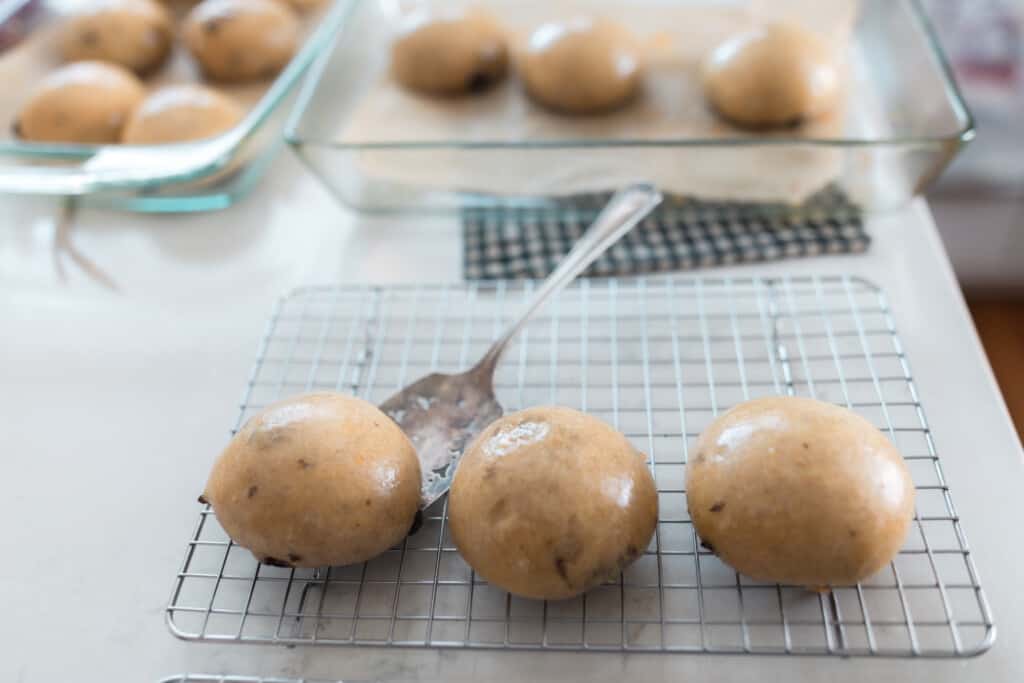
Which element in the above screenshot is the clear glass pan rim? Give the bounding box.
[284,0,975,153]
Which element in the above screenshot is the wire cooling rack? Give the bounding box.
[167,275,994,657]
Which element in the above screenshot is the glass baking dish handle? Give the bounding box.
[0,139,241,195]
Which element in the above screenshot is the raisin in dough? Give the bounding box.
[183,0,300,82]
[687,396,915,588]
[703,22,840,129]
[391,9,508,96]
[201,393,422,568]
[59,0,174,75]
[449,406,658,600]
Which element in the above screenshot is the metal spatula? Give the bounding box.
[380,184,663,509]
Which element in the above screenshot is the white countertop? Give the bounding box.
[2,153,1023,682]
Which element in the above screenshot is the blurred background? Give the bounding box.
[925,0,1024,434]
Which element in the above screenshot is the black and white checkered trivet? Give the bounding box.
[463,186,869,281]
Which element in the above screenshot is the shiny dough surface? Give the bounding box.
[391,9,508,96]
[686,396,915,587]
[703,21,840,128]
[14,61,145,143]
[449,406,658,600]
[122,83,243,143]
[203,392,422,568]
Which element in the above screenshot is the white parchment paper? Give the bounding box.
[335,1,860,203]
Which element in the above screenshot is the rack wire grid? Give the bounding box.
[167,275,995,658]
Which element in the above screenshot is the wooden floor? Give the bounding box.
[969,299,1024,437]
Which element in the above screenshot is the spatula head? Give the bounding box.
[380,370,503,509]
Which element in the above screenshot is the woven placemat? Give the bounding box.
[463,186,869,280]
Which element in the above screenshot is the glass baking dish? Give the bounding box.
[285,0,973,213]
[0,0,353,213]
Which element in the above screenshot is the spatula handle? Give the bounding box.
[473,183,663,376]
